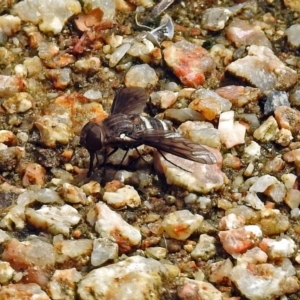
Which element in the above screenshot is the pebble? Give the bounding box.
[216,85,262,107]
[218,111,246,148]
[77,256,169,300]
[259,209,289,235]
[62,183,88,205]
[0,130,17,146]
[284,189,300,209]
[219,225,263,255]
[45,68,72,89]
[22,163,46,187]
[0,146,24,172]
[236,246,268,265]
[177,278,223,300]
[0,283,51,300]
[103,185,141,209]
[218,213,246,230]
[253,116,279,142]
[226,45,298,92]
[243,192,264,210]
[154,151,225,194]
[53,235,93,268]
[92,202,141,253]
[0,15,21,36]
[0,261,15,284]
[201,7,233,31]
[290,88,300,107]
[2,92,35,114]
[178,121,221,149]
[274,105,300,135]
[34,115,73,148]
[163,40,216,88]
[145,247,167,260]
[285,24,300,48]
[47,268,82,300]
[91,238,119,266]
[226,18,272,48]
[0,75,25,97]
[161,210,203,240]
[150,90,177,109]
[12,0,81,34]
[82,0,116,19]
[2,237,55,286]
[230,262,299,299]
[264,91,290,115]
[25,204,81,236]
[208,258,233,284]
[125,64,158,88]
[249,175,286,203]
[259,236,296,260]
[109,42,131,67]
[191,234,216,260]
[189,88,232,120]
[81,181,101,196]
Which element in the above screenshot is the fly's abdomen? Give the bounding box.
[140,116,173,131]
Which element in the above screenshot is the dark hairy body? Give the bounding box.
[80,87,217,177]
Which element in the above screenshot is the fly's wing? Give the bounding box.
[131,130,217,164]
[111,87,149,115]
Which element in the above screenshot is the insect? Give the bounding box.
[80,87,217,177]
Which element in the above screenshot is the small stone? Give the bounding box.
[163,40,216,88]
[201,7,233,31]
[145,247,167,260]
[178,121,221,149]
[25,204,81,236]
[216,85,262,107]
[162,210,203,240]
[12,0,81,34]
[262,156,285,175]
[253,116,279,142]
[281,173,297,189]
[2,237,55,286]
[0,283,50,300]
[208,259,233,284]
[34,115,73,148]
[284,189,300,209]
[218,213,246,230]
[0,146,24,172]
[81,181,101,196]
[274,106,300,135]
[47,268,82,300]
[155,151,225,194]
[230,262,299,299]
[92,202,141,253]
[191,234,216,260]
[77,256,169,300]
[22,163,46,187]
[109,43,131,67]
[244,141,261,158]
[259,209,289,235]
[236,247,268,265]
[177,278,223,300]
[150,90,177,109]
[45,68,72,89]
[2,92,35,114]
[226,45,298,92]
[0,261,15,284]
[91,238,119,266]
[189,88,232,120]
[0,75,25,98]
[219,225,263,255]
[62,183,88,205]
[103,185,141,209]
[226,18,272,48]
[0,130,17,146]
[218,111,246,148]
[125,64,158,88]
[276,128,293,146]
[54,235,93,268]
[0,15,21,36]
[259,236,297,260]
[249,175,286,203]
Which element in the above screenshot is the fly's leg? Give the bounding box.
[157,150,192,173]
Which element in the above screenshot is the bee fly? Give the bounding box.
[80,87,217,177]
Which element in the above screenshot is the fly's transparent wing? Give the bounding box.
[131,130,217,164]
[111,87,149,115]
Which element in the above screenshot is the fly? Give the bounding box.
[80,87,217,177]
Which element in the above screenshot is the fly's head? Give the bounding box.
[80,121,104,153]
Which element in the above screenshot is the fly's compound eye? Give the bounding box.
[80,122,103,152]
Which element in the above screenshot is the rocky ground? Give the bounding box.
[0,0,300,299]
